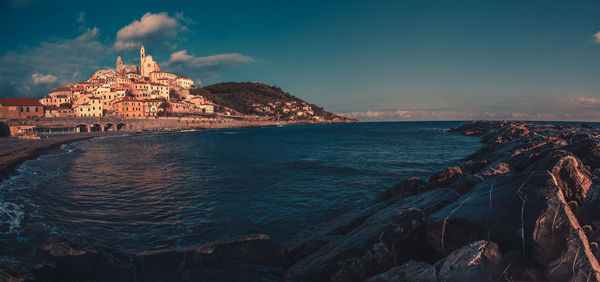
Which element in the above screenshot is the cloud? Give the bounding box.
[161,50,254,81]
[114,12,186,50]
[7,0,42,8]
[31,73,58,85]
[595,31,600,44]
[0,27,112,98]
[567,97,600,104]
[77,11,86,23]
[346,110,440,120]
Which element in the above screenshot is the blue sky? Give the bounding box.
[1,0,600,121]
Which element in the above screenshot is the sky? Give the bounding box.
[1,0,600,121]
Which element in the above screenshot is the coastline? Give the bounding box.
[0,119,351,183]
[5,120,600,281]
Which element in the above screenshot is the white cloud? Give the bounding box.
[114,12,186,50]
[566,97,600,104]
[0,27,112,98]
[77,11,86,23]
[161,50,254,81]
[7,0,42,8]
[346,110,440,120]
[31,73,58,85]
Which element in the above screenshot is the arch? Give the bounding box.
[90,123,102,132]
[75,124,88,133]
[117,123,126,130]
[0,121,9,137]
[104,123,115,131]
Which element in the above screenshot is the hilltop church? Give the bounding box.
[139,45,160,77]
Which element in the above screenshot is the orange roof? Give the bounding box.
[0,98,43,106]
[176,76,190,79]
[113,96,143,103]
[52,87,71,92]
[150,71,173,74]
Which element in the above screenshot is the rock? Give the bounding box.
[448,120,507,137]
[364,261,435,282]
[449,174,484,194]
[480,162,510,176]
[375,177,426,202]
[425,166,462,189]
[436,240,503,281]
[135,234,282,282]
[284,188,459,282]
[31,237,134,282]
[424,218,483,257]
[563,138,600,170]
[365,240,503,281]
[0,265,32,282]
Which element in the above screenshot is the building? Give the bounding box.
[75,98,103,117]
[143,99,164,117]
[175,76,194,89]
[0,98,44,118]
[140,45,160,77]
[113,97,146,118]
[133,81,169,100]
[150,71,176,82]
[44,106,74,117]
[40,94,71,107]
[116,56,124,73]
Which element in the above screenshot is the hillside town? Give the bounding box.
[0,45,214,119]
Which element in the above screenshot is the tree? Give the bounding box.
[158,101,170,116]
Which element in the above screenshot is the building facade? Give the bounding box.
[0,98,44,118]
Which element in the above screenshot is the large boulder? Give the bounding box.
[364,260,435,281]
[284,188,459,282]
[31,237,134,282]
[134,234,282,282]
[0,265,32,282]
[375,177,426,202]
[366,240,503,281]
[425,166,462,189]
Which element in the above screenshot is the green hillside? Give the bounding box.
[191,82,355,121]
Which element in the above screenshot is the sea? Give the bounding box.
[0,121,483,266]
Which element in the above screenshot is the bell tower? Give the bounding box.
[140,45,146,76]
[116,56,123,72]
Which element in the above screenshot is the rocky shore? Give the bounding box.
[4,120,600,281]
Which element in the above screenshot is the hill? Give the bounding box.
[191,82,355,121]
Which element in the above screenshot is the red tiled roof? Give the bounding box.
[52,87,72,92]
[0,98,43,106]
[176,76,190,79]
[113,96,143,103]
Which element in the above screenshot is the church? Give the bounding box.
[139,45,160,77]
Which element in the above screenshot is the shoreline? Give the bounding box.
[0,119,351,184]
[5,120,600,281]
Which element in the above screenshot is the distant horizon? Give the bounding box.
[1,0,600,121]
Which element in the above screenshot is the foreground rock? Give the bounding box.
[365,240,503,281]
[284,188,459,281]
[30,236,134,282]
[135,234,282,282]
[284,121,600,281]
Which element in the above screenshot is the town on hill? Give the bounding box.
[0,45,354,137]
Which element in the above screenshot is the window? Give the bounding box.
[20,107,23,112]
